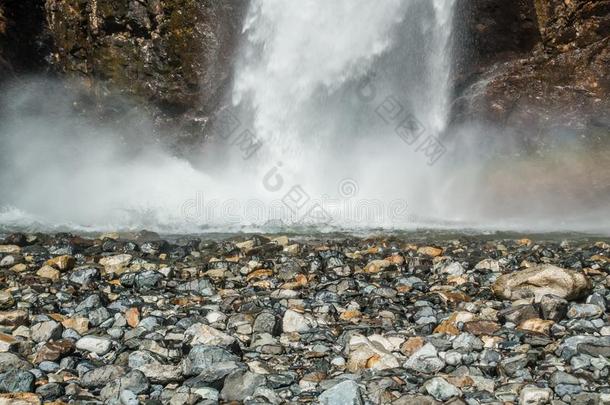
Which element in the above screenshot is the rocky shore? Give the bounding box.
[0,232,608,404]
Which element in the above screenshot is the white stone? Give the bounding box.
[346,335,399,372]
[0,256,15,267]
[185,323,235,347]
[424,377,461,401]
[443,262,465,276]
[205,311,227,324]
[31,320,62,343]
[282,310,312,333]
[76,336,112,355]
[404,343,445,374]
[475,259,500,272]
[99,254,132,268]
[519,386,551,405]
[319,380,363,405]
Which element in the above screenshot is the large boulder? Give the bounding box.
[492,264,592,301]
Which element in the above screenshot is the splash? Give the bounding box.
[229,0,459,225]
[1,1,608,234]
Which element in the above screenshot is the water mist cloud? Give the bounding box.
[0,0,609,235]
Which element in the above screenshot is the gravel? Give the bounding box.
[0,232,607,403]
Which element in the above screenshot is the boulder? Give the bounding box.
[492,265,591,301]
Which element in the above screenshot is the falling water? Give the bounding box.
[0,0,462,232]
[234,0,456,161]
[223,0,460,228]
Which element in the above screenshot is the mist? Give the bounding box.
[1,1,609,235]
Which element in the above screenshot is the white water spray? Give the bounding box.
[2,1,607,234]
[0,1,461,232]
[228,0,459,227]
[235,0,456,157]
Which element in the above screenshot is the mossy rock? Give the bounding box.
[45,0,246,118]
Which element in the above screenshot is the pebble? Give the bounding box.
[0,370,35,392]
[81,365,125,387]
[423,377,461,401]
[519,385,552,404]
[404,343,445,374]
[282,309,312,333]
[540,294,569,321]
[0,232,606,403]
[220,370,265,402]
[346,335,399,371]
[567,303,604,319]
[319,380,363,405]
[75,336,112,355]
[31,321,62,343]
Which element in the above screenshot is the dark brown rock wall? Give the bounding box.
[44,0,247,116]
[453,0,541,92]
[0,0,48,82]
[452,0,610,141]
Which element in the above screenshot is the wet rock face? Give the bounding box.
[534,0,610,49]
[44,0,246,119]
[453,0,541,89]
[0,0,48,82]
[453,0,610,141]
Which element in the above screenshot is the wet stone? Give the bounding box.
[0,234,605,403]
[0,370,35,393]
[36,382,64,400]
[540,294,569,321]
[81,365,125,388]
[30,320,62,343]
[69,267,100,285]
[404,343,445,374]
[75,335,112,355]
[319,380,363,405]
[220,370,266,402]
[424,377,461,402]
[567,303,604,319]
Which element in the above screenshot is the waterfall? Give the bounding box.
[227,0,458,226]
[0,0,461,232]
[234,0,456,156]
[1,1,608,233]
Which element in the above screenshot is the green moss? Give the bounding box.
[533,0,549,34]
[165,0,203,81]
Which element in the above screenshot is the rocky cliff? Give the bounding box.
[45,0,245,117]
[1,0,247,143]
[453,0,610,145]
